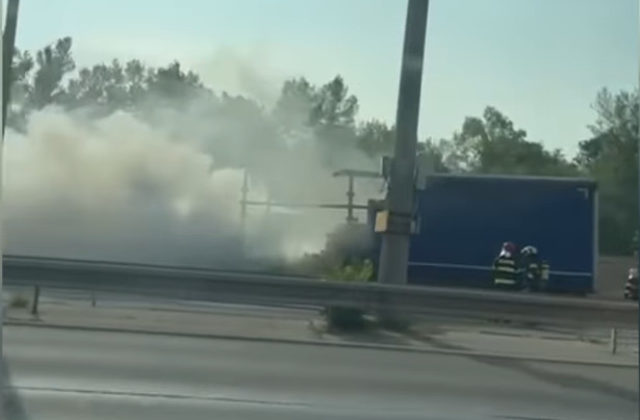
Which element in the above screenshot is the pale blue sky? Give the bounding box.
[11,0,639,155]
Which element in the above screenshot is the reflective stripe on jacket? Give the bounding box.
[493,256,517,285]
[526,262,541,276]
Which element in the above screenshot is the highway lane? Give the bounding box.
[2,325,638,420]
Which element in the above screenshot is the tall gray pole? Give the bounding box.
[377,0,429,286]
[0,0,4,380]
[636,0,640,401]
[2,0,19,136]
[0,0,18,356]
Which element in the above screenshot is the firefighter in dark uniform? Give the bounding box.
[493,242,519,290]
[520,245,541,292]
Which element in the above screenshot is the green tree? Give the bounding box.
[356,119,395,157]
[123,59,149,108]
[416,139,450,174]
[61,57,212,120]
[273,77,316,130]
[30,37,75,109]
[145,61,204,108]
[309,76,358,127]
[447,106,577,176]
[273,75,358,134]
[356,119,449,173]
[7,48,34,130]
[64,60,130,114]
[311,76,359,168]
[272,75,361,169]
[576,88,639,254]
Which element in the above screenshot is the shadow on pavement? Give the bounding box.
[411,331,637,404]
[310,319,415,346]
[479,356,638,403]
[404,327,468,351]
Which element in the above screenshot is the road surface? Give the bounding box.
[2,325,638,420]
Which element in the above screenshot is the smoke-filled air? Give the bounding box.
[5,37,637,265]
[3,38,389,267]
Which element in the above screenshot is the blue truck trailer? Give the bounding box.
[369,174,597,294]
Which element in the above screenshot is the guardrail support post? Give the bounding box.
[610,328,617,355]
[30,285,40,315]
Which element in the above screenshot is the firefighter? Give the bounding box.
[521,245,542,292]
[493,242,519,290]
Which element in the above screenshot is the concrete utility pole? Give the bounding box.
[377,0,429,286]
[2,0,19,136]
[1,0,18,379]
[0,1,4,385]
[636,0,640,404]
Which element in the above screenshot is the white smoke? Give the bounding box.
[2,103,383,267]
[3,108,245,266]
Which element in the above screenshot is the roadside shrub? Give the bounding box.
[327,258,374,283]
[324,259,373,331]
[276,222,374,277]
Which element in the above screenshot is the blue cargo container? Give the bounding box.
[371,174,598,294]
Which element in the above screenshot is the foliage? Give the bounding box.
[272,77,315,128]
[275,75,360,168]
[575,88,639,254]
[357,119,395,157]
[277,223,374,277]
[416,139,450,174]
[446,107,579,176]
[30,37,75,110]
[327,259,374,283]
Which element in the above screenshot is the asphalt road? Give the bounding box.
[2,325,638,420]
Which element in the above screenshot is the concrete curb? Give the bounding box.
[5,319,637,368]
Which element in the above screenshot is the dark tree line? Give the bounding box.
[7,37,639,255]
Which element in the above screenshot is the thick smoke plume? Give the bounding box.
[2,101,383,267]
[3,108,244,266]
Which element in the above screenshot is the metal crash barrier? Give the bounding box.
[3,255,637,329]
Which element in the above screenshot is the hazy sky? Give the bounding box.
[11,0,639,155]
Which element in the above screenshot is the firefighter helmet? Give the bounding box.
[502,242,516,254]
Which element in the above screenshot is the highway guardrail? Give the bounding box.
[3,255,637,328]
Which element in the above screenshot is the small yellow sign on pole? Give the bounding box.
[374,210,389,233]
[375,210,419,234]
